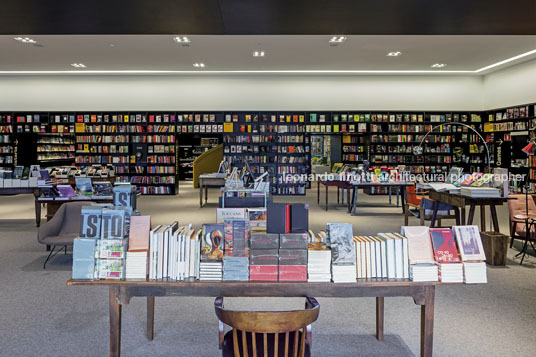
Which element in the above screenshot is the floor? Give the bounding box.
[0,182,535,356]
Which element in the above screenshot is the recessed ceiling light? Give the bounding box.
[387,51,402,57]
[14,37,36,44]
[193,63,205,68]
[71,63,87,68]
[329,36,347,46]
[174,36,191,47]
[431,63,447,68]
[253,51,265,57]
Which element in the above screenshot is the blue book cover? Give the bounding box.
[72,238,96,280]
[80,206,102,239]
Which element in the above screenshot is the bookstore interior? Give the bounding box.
[1,2,536,357]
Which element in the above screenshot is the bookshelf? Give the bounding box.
[177,112,224,182]
[37,113,75,165]
[0,113,13,170]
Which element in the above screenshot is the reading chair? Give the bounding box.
[37,201,89,269]
[215,297,320,357]
[404,185,457,226]
[508,194,536,261]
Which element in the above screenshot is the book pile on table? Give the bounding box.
[249,233,279,281]
[402,225,487,284]
[73,203,131,280]
[353,233,409,280]
[454,226,487,283]
[460,187,501,198]
[223,218,250,281]
[430,228,463,283]
[125,216,151,279]
[307,241,331,282]
[328,223,357,283]
[402,226,438,282]
[278,233,308,281]
[199,223,224,281]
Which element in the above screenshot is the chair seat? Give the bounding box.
[39,233,78,246]
[222,330,310,357]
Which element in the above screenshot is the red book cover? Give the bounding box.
[76,115,83,123]
[250,273,278,281]
[250,265,278,275]
[279,265,307,281]
[430,228,460,263]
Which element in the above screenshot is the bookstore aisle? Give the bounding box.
[0,185,535,356]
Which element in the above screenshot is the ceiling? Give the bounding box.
[1,35,536,74]
[1,0,536,35]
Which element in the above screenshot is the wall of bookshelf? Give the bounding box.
[0,113,14,170]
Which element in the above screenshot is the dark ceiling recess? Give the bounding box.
[1,0,535,35]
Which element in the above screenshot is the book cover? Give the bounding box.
[72,238,96,280]
[327,223,355,265]
[290,203,309,233]
[247,208,267,228]
[223,219,249,252]
[250,233,279,249]
[453,226,486,261]
[57,184,76,198]
[113,183,135,208]
[201,223,224,261]
[75,177,93,196]
[101,208,126,239]
[279,233,308,249]
[128,216,151,251]
[93,181,113,197]
[267,203,289,234]
[429,228,460,263]
[80,206,102,239]
[216,208,246,223]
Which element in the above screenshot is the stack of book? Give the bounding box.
[328,223,357,283]
[199,223,224,281]
[249,233,279,281]
[402,226,438,282]
[376,233,409,279]
[460,187,501,198]
[430,228,463,283]
[223,256,249,281]
[73,204,129,280]
[125,216,151,279]
[454,226,487,283]
[278,233,308,281]
[307,242,331,282]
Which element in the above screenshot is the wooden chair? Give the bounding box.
[214,297,320,357]
[404,185,457,226]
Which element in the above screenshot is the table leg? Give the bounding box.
[388,187,392,205]
[35,198,41,227]
[352,187,358,216]
[376,297,384,341]
[199,181,203,208]
[490,205,500,233]
[317,181,320,204]
[454,207,460,225]
[467,205,476,225]
[347,186,351,213]
[325,184,328,211]
[205,185,208,204]
[420,286,435,357]
[337,187,340,204]
[147,296,155,341]
[480,205,486,231]
[461,207,466,225]
[109,287,122,357]
[430,201,439,228]
[401,186,406,214]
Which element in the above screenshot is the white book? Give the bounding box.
[163,226,171,279]
[184,229,191,280]
[360,238,367,278]
[387,233,404,279]
[394,233,410,279]
[355,240,361,279]
[378,233,396,279]
[189,228,198,279]
[149,225,162,280]
[379,237,387,278]
[372,237,382,279]
[367,237,375,278]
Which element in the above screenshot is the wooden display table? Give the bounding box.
[317,180,352,211]
[67,279,445,357]
[428,190,508,231]
[349,182,408,216]
[199,174,226,207]
[0,187,41,225]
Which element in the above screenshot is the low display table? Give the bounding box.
[348,182,408,216]
[317,180,352,211]
[427,190,508,231]
[199,174,226,207]
[67,279,445,357]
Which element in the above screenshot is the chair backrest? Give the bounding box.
[508,194,536,221]
[215,297,319,357]
[59,201,90,235]
[406,185,421,206]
